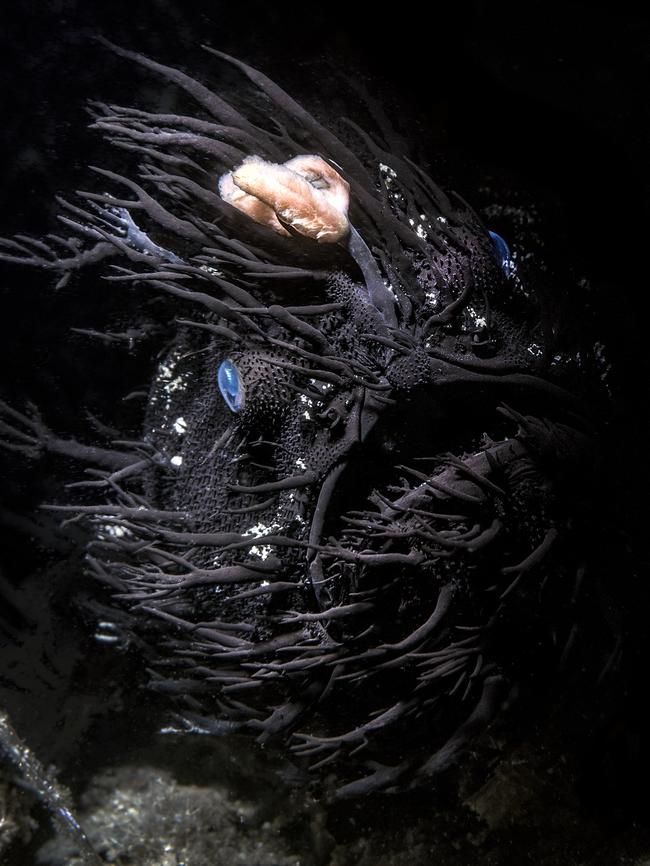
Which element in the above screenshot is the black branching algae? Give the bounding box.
[0,37,627,819]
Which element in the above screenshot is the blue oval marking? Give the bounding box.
[488,230,512,277]
[218,359,245,413]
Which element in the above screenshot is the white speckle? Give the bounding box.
[99,523,130,538]
[158,361,174,380]
[170,455,183,467]
[295,458,307,470]
[244,520,281,561]
[94,620,121,644]
[173,416,187,434]
[151,347,191,414]
[166,376,186,394]
[437,216,447,224]
[425,289,440,308]
[249,545,273,560]
[379,163,397,178]
[199,264,224,277]
[416,224,428,239]
[466,306,488,329]
[300,393,314,421]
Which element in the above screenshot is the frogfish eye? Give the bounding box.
[217,359,245,413]
[488,230,512,277]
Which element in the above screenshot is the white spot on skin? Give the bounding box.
[425,289,440,308]
[295,458,307,470]
[173,416,187,435]
[300,392,314,421]
[150,347,191,416]
[465,306,488,329]
[199,264,224,277]
[244,521,282,561]
[248,546,267,559]
[166,377,186,394]
[99,523,130,538]
[170,455,183,467]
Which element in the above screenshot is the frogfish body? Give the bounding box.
[0,39,600,799]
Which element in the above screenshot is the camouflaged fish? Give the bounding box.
[0,39,596,799]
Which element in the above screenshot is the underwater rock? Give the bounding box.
[35,765,301,866]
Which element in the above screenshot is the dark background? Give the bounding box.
[0,0,648,860]
[0,0,647,275]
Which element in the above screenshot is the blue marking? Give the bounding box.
[218,359,244,413]
[119,207,184,264]
[488,230,512,277]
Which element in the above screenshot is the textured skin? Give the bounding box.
[0,42,596,798]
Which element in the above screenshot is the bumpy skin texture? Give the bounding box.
[0,42,595,798]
